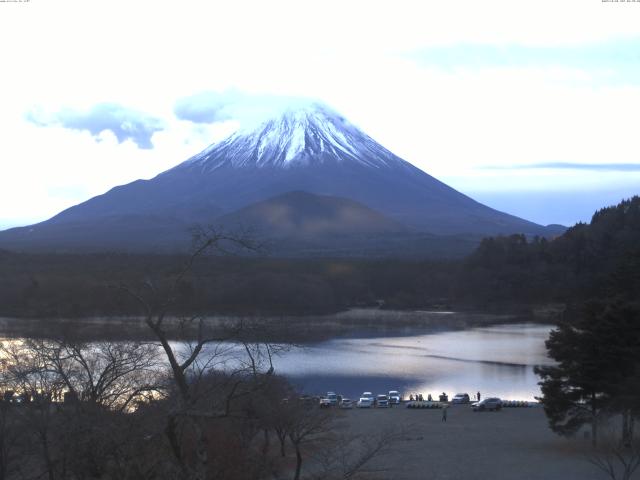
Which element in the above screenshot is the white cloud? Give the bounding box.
[26,103,165,149]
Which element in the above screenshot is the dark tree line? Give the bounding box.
[0,253,458,318]
[464,196,640,306]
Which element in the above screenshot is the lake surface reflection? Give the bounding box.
[273,324,554,401]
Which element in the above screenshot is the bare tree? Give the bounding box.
[0,338,166,480]
[24,339,163,411]
[587,418,640,480]
[287,404,334,480]
[117,228,276,480]
[0,399,23,480]
[309,427,406,480]
[267,393,297,458]
[0,340,67,480]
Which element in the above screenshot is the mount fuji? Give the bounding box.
[0,102,559,256]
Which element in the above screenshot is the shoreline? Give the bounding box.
[0,307,556,342]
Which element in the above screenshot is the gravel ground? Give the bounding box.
[335,404,603,480]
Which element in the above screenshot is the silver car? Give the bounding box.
[340,398,353,409]
[452,393,470,404]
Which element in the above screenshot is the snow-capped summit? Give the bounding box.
[180,102,407,171]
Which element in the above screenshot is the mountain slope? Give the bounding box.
[0,102,556,254]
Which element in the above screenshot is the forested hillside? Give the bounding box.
[460,196,640,306]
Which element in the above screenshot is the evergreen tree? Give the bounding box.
[535,302,640,446]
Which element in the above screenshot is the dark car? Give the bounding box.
[472,397,502,411]
[299,395,315,407]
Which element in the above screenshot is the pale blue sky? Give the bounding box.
[408,40,640,74]
[1,0,639,229]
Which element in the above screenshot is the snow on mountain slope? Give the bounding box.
[180,102,408,171]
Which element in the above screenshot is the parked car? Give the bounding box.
[362,391,374,401]
[388,390,401,405]
[452,393,470,404]
[357,397,373,408]
[376,394,389,408]
[326,392,338,406]
[319,398,331,408]
[472,397,502,411]
[340,398,353,409]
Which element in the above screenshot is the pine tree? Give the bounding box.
[535,302,640,446]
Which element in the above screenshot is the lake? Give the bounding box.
[272,323,554,401]
[1,317,555,402]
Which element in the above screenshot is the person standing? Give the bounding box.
[442,404,448,422]
[477,391,481,402]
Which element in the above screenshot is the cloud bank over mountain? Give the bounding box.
[174,91,320,130]
[27,103,164,149]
